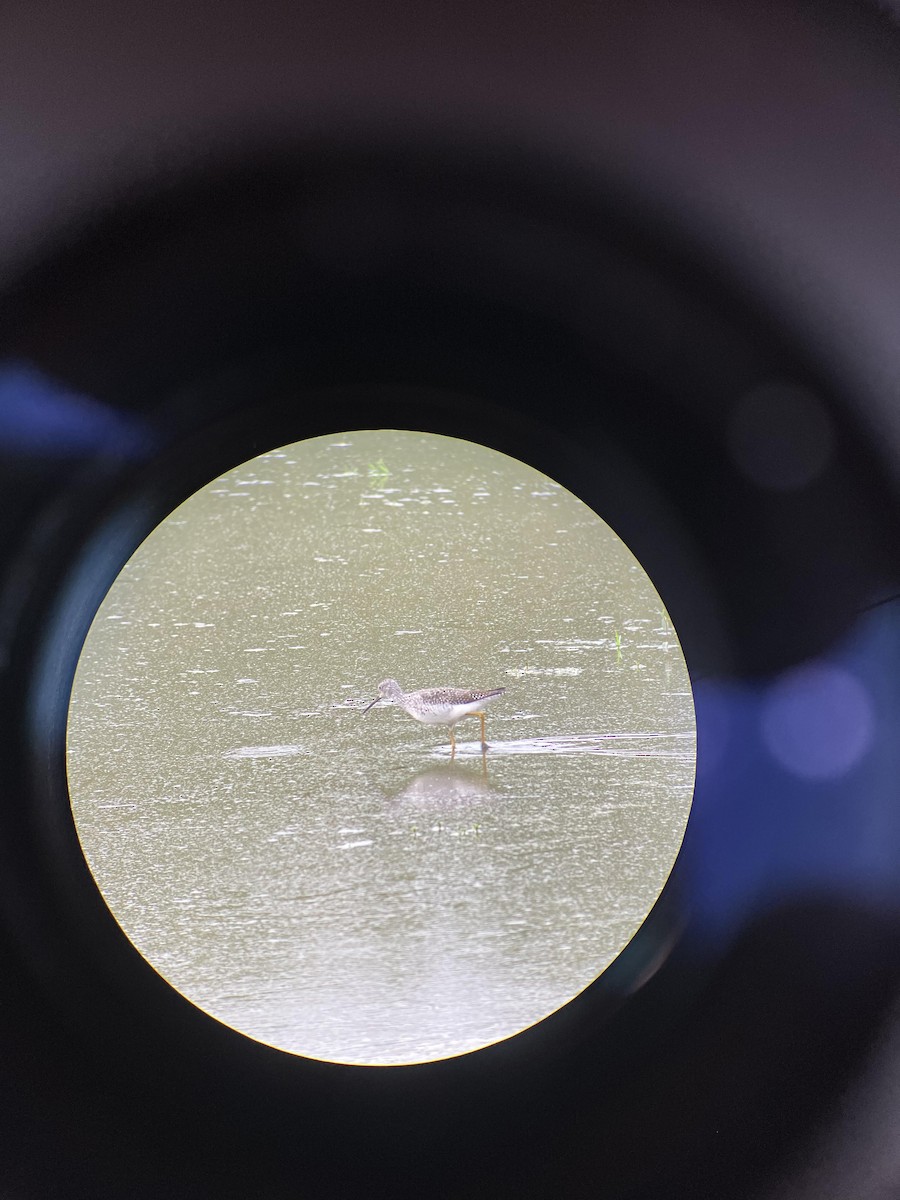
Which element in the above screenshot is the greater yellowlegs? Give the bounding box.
[362,678,506,753]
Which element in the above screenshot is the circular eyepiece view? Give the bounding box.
[66,428,695,1065]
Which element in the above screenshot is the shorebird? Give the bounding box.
[362,678,505,753]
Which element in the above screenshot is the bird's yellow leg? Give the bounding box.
[449,726,456,757]
[478,711,486,746]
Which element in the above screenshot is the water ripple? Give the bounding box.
[437,732,694,760]
[223,744,309,760]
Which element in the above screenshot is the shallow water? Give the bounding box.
[67,430,695,1064]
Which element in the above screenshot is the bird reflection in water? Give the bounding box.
[388,762,496,808]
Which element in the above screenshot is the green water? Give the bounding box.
[67,430,695,1064]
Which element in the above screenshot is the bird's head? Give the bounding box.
[362,678,402,713]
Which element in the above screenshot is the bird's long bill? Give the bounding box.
[362,696,381,714]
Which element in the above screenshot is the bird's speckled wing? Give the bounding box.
[415,686,505,706]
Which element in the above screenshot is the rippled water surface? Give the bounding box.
[67,430,695,1064]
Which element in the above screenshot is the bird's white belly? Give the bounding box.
[407,703,476,726]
